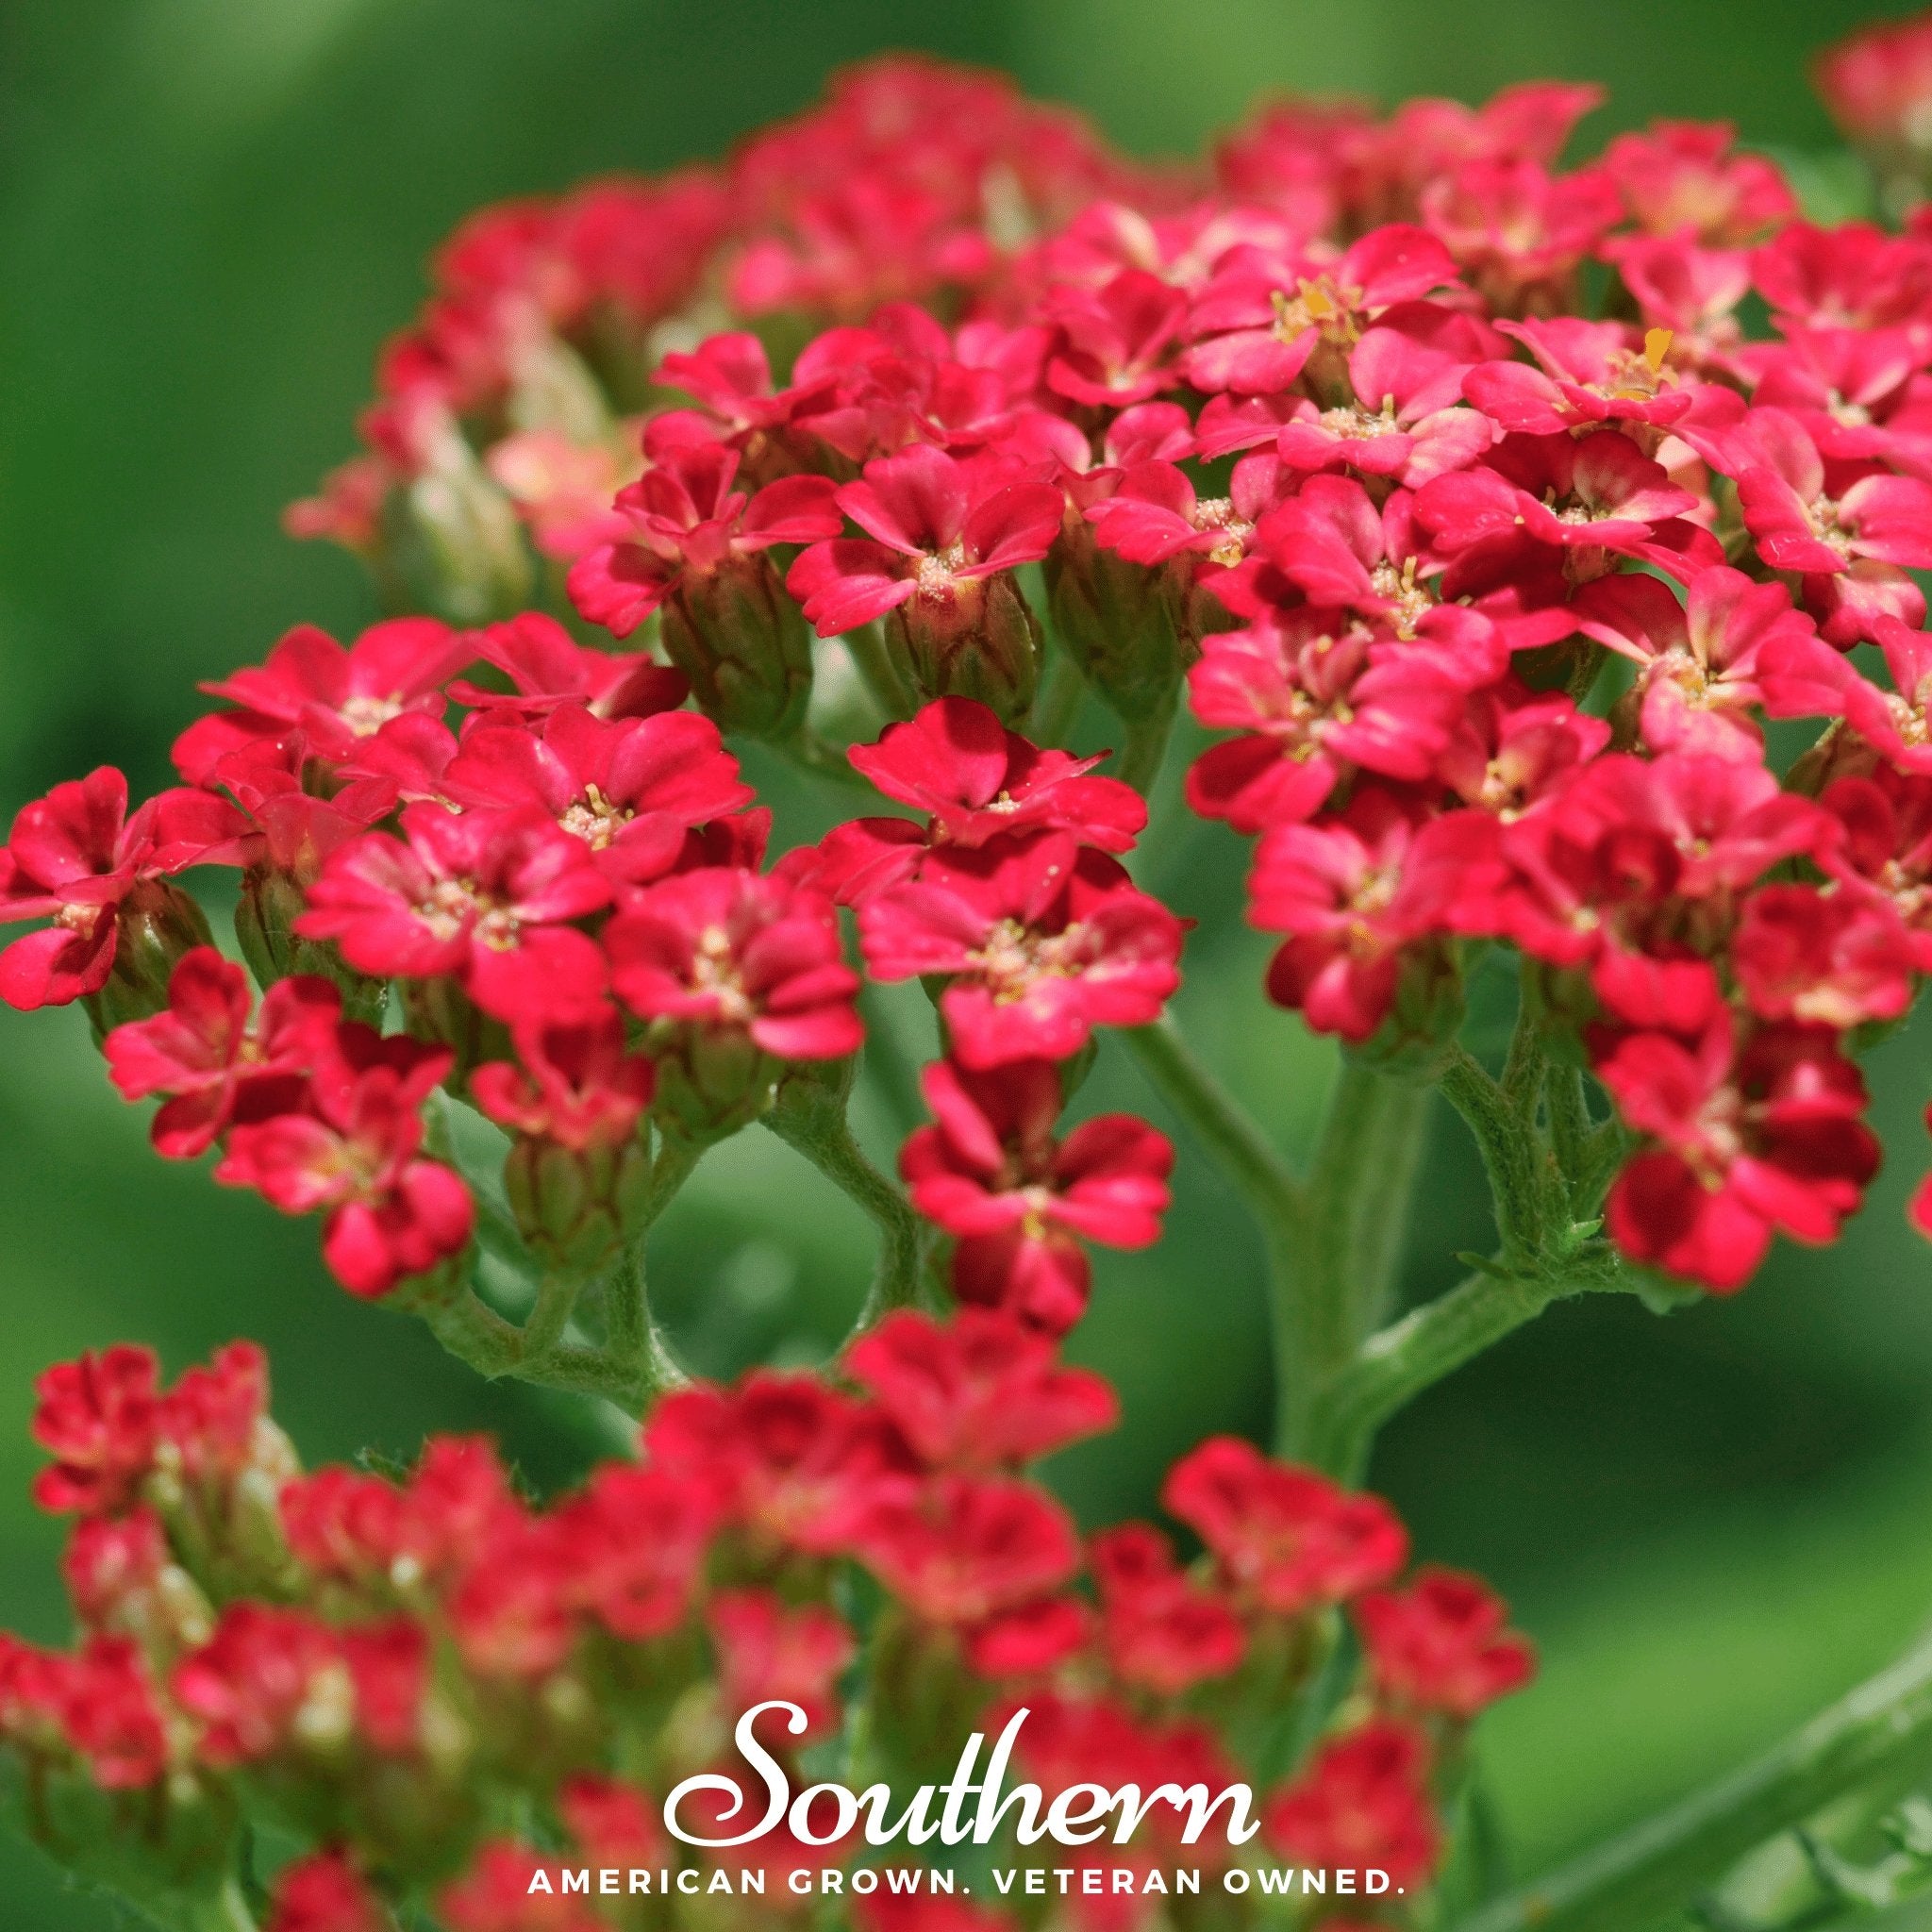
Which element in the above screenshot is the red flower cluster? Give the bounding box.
[1,1327,1529,1931]
[282,48,1932,1291]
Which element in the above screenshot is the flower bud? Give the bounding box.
[647,1025,780,1147]
[393,428,535,625]
[84,881,214,1037]
[1357,938,1468,1077]
[236,871,387,1023]
[1043,530,1187,724]
[502,1136,651,1272]
[659,554,814,740]
[883,573,1041,724]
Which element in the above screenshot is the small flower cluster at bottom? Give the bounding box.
[1,1317,1530,1932]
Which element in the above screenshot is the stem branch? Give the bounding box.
[1448,1627,1932,1932]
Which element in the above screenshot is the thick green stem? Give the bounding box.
[1441,1044,1549,1257]
[1123,1019,1305,1235]
[177,1876,260,1932]
[1272,1057,1434,1462]
[1028,642,1086,747]
[766,1085,923,1329]
[842,622,918,722]
[1447,1627,1932,1932]
[1305,1250,1625,1482]
[599,1241,688,1406]
[1114,690,1178,794]
[778,728,875,792]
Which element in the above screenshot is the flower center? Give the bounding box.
[558,783,634,850]
[339,693,406,737]
[691,924,754,1023]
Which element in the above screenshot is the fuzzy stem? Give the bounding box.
[1305,1248,1627,1483]
[1272,1057,1434,1461]
[1446,1627,1932,1932]
[1440,1044,1549,1258]
[595,1243,688,1407]
[766,1083,923,1329]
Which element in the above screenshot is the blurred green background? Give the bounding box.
[1,1,1927,1924]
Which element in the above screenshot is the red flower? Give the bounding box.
[901,1059,1172,1331]
[605,865,862,1060]
[1600,1010,1880,1291]
[1421,158,1621,308]
[858,832,1184,1067]
[30,1346,160,1517]
[1498,753,1830,974]
[52,1638,171,1790]
[1250,793,1506,1043]
[843,1308,1119,1469]
[1185,613,1481,834]
[1262,1719,1441,1890]
[1603,122,1794,243]
[1415,428,1719,588]
[1179,225,1459,396]
[787,442,1062,636]
[1763,614,1932,774]
[266,1852,391,1932]
[1042,268,1188,408]
[173,619,471,785]
[812,697,1145,905]
[1463,318,1691,436]
[215,1027,474,1298]
[1732,883,1915,1028]
[62,1510,169,1627]
[1162,1437,1407,1615]
[1820,765,1932,970]
[566,441,841,638]
[1815,12,1932,151]
[175,1604,343,1766]
[552,1463,715,1643]
[442,705,754,887]
[643,1374,910,1555]
[296,805,611,1021]
[104,949,340,1158]
[1353,1568,1536,1719]
[1574,566,1814,761]
[0,767,241,1011]
[1732,407,1932,574]
[1091,1524,1245,1696]
[708,1589,854,1740]
[852,1473,1080,1625]
[445,612,688,722]
[470,1008,654,1151]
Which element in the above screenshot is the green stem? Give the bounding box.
[1441,1043,1548,1258]
[1305,1249,1625,1483]
[1123,1018,1304,1236]
[1274,1057,1434,1461]
[602,1241,689,1406]
[1447,1627,1932,1932]
[777,728,874,792]
[765,1084,923,1330]
[178,1875,259,1932]
[842,621,918,722]
[1114,690,1178,795]
[1028,642,1086,747]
